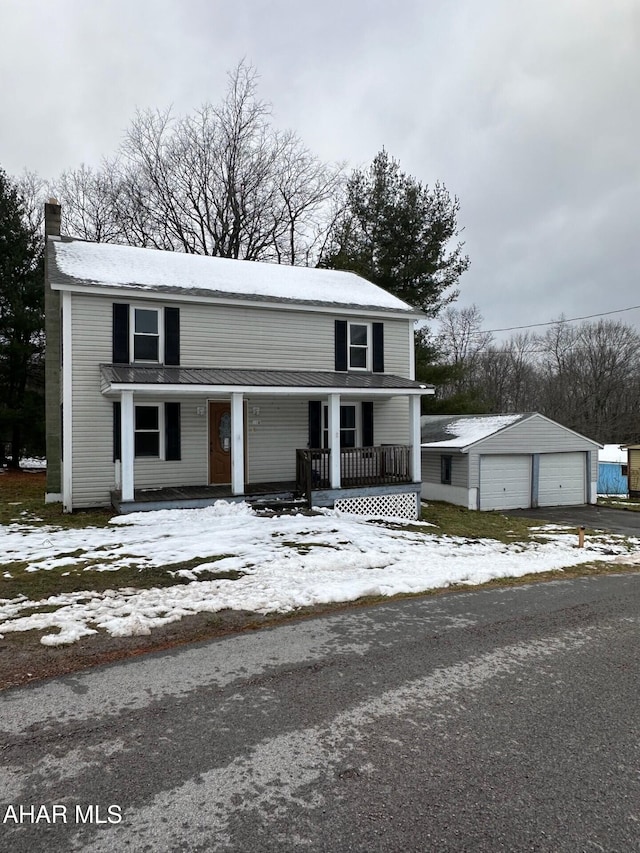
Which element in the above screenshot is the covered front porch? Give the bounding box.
[111,441,420,514]
[100,365,432,518]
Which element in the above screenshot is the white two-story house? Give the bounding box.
[44,202,433,519]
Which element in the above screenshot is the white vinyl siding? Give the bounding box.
[75,291,414,377]
[381,320,413,376]
[421,450,468,488]
[245,396,308,483]
[479,455,532,510]
[373,398,410,445]
[179,303,413,375]
[70,295,115,507]
[538,452,586,506]
[69,295,209,506]
[132,396,207,488]
[67,292,417,507]
[420,450,469,504]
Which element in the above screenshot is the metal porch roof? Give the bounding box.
[100,364,434,394]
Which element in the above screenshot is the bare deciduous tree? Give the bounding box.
[56,162,123,243]
[429,310,640,443]
[53,61,343,266]
[537,320,640,441]
[435,304,493,399]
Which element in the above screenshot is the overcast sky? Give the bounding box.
[2,0,639,338]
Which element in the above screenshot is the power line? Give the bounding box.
[481,303,640,334]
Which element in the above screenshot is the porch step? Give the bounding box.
[247,496,309,515]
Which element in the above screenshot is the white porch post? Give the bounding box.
[231,392,245,495]
[121,390,135,502]
[328,393,341,489]
[410,395,422,484]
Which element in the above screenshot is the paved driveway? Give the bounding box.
[505,504,640,537]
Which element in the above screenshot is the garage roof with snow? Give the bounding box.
[420,413,529,450]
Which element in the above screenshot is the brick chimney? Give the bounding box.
[44,198,61,237]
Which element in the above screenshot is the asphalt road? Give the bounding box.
[505,503,640,537]
[1,574,640,852]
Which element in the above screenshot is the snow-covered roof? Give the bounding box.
[48,238,419,314]
[599,444,628,464]
[421,413,527,449]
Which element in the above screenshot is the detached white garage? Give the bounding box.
[421,413,600,511]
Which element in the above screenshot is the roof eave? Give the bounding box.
[103,382,434,397]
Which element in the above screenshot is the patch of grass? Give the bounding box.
[275,539,341,556]
[420,501,547,543]
[598,496,640,512]
[0,553,247,602]
[0,563,192,602]
[0,470,115,529]
[166,556,245,581]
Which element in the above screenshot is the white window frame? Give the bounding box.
[348,322,371,371]
[134,403,164,459]
[322,403,360,449]
[131,305,163,364]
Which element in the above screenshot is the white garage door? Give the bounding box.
[538,452,586,506]
[480,455,532,511]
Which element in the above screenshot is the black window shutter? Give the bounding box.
[164,307,180,365]
[113,402,121,462]
[165,402,181,461]
[308,401,322,448]
[372,322,384,373]
[335,320,347,371]
[362,401,374,447]
[112,304,130,363]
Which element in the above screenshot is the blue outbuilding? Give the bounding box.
[597,445,628,495]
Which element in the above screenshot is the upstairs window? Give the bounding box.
[348,323,369,370]
[133,307,160,362]
[113,304,179,365]
[335,320,383,372]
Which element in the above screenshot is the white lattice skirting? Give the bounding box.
[334,492,418,520]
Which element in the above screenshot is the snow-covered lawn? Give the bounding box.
[1,502,638,647]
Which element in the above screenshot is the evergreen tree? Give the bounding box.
[0,168,45,467]
[414,326,488,414]
[320,150,469,315]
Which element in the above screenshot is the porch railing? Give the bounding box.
[295,445,412,505]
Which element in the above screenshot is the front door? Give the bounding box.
[209,402,232,484]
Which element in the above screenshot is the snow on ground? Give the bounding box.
[0,502,638,646]
[0,457,47,472]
